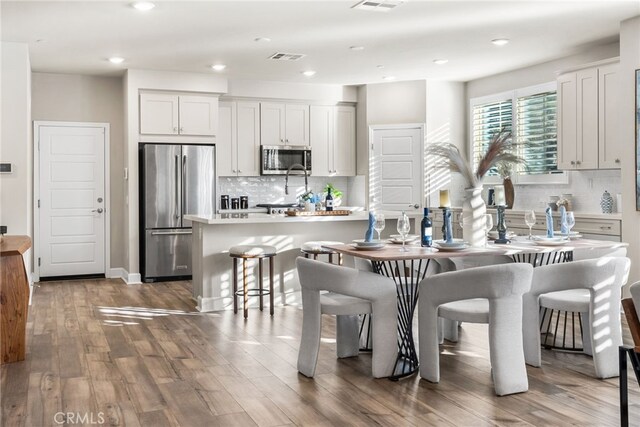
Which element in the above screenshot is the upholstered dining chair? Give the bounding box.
[295,257,398,378]
[418,263,534,396]
[523,257,631,379]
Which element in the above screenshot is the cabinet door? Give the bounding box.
[178,95,218,136]
[576,68,599,169]
[333,106,356,176]
[310,106,333,176]
[285,104,310,146]
[236,102,261,176]
[140,93,179,135]
[260,103,286,145]
[217,101,236,176]
[557,73,577,170]
[598,63,620,169]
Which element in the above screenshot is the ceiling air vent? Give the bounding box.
[351,0,403,12]
[268,52,306,61]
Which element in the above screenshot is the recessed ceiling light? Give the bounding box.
[302,70,316,77]
[35,38,46,43]
[255,37,271,43]
[108,57,125,64]
[376,65,385,69]
[382,76,396,81]
[433,59,448,65]
[491,38,510,46]
[132,2,155,11]
[211,64,226,71]
[350,46,365,51]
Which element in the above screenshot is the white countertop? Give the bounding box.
[185,210,422,225]
[430,207,622,221]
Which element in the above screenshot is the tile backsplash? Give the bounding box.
[505,170,622,213]
[218,176,350,207]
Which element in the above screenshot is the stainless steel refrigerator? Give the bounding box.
[140,143,216,282]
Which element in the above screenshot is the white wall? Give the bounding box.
[31,72,126,271]
[124,69,227,280]
[365,80,427,125]
[620,16,640,289]
[226,79,357,103]
[425,80,467,207]
[467,42,620,99]
[0,42,32,276]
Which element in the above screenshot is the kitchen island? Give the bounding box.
[185,211,416,312]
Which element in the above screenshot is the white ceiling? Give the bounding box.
[2,1,639,85]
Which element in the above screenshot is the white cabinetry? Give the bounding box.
[140,93,217,136]
[557,59,620,170]
[261,103,309,146]
[217,101,260,177]
[310,105,356,177]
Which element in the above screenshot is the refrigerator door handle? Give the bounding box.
[174,154,180,219]
[150,230,192,236]
[183,154,187,219]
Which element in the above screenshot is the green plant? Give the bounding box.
[301,190,314,201]
[323,183,343,199]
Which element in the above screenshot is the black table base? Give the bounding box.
[372,258,432,380]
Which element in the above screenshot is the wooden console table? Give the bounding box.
[1,235,31,364]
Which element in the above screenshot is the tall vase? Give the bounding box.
[462,187,487,248]
[503,176,515,209]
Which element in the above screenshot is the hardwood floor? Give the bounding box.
[2,278,639,426]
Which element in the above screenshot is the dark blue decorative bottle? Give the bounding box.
[421,208,432,247]
[325,188,334,211]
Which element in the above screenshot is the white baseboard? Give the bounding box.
[107,268,142,285]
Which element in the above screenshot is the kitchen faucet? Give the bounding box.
[284,163,309,196]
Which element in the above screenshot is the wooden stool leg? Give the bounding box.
[304,253,309,258]
[329,253,334,264]
[233,257,238,314]
[313,253,318,260]
[269,256,275,316]
[243,258,249,319]
[259,258,264,311]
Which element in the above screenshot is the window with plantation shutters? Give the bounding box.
[469,82,566,184]
[516,91,558,175]
[471,99,512,177]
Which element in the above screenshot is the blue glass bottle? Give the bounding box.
[421,208,433,247]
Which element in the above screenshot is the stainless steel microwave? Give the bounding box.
[261,145,312,175]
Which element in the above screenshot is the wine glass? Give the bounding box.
[484,214,493,247]
[524,210,536,240]
[396,212,411,252]
[564,211,575,236]
[373,213,385,242]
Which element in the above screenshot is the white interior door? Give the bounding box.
[38,125,106,277]
[370,125,423,212]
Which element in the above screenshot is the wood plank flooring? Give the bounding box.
[2,278,639,426]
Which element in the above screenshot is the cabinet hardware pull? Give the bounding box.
[173,127,178,133]
[238,170,242,173]
[570,160,575,165]
[615,159,621,163]
[576,160,581,165]
[232,169,237,173]
[600,226,612,230]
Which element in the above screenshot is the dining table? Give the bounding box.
[322,237,628,380]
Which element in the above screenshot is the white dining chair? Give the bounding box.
[523,256,631,378]
[537,247,627,354]
[296,257,398,378]
[418,263,534,396]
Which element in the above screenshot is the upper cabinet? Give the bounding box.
[557,59,620,170]
[261,103,309,146]
[217,101,261,177]
[310,105,356,177]
[140,93,218,136]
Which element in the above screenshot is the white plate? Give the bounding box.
[352,239,385,247]
[433,243,469,252]
[488,231,516,240]
[390,234,419,241]
[434,239,466,248]
[532,237,569,246]
[350,243,386,251]
[388,239,420,245]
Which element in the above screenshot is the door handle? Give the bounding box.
[175,155,180,219]
[151,230,192,236]
[91,208,104,213]
[409,204,419,209]
[183,155,187,218]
